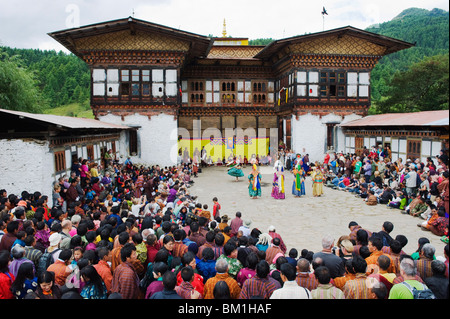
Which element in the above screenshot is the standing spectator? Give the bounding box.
[80,265,108,299]
[93,247,113,294]
[46,248,72,287]
[0,220,19,252]
[0,250,15,299]
[10,262,38,299]
[437,171,449,216]
[35,270,62,299]
[23,235,43,269]
[111,243,140,299]
[229,212,243,237]
[404,166,418,197]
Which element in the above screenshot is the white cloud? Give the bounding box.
[0,0,448,50]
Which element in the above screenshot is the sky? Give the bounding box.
[0,0,448,53]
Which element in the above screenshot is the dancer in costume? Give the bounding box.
[227,157,244,181]
[311,163,324,197]
[271,161,285,199]
[292,162,306,197]
[248,164,262,199]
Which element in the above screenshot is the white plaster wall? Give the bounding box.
[0,139,54,203]
[291,113,326,163]
[291,112,362,163]
[99,113,178,167]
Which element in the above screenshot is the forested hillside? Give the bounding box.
[0,7,448,115]
[0,48,90,110]
[366,8,449,112]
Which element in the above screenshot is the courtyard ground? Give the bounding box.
[189,165,447,258]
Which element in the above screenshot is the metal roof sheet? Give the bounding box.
[0,108,131,130]
[340,110,449,127]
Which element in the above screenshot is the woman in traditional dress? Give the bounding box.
[271,160,285,199]
[292,163,305,197]
[311,163,324,197]
[227,158,245,181]
[248,164,262,199]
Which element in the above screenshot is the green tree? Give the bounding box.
[0,49,46,113]
[375,54,449,113]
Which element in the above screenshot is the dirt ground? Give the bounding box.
[189,165,447,258]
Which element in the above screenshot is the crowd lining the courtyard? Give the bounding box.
[0,144,448,300]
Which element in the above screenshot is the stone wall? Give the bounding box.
[0,139,54,202]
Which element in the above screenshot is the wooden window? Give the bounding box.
[188,81,205,105]
[355,136,364,155]
[326,123,336,150]
[221,81,236,104]
[120,70,130,96]
[317,71,346,97]
[87,145,94,160]
[407,139,421,160]
[129,130,138,155]
[54,151,66,173]
[252,81,267,104]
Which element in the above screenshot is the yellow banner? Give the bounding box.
[178,137,270,163]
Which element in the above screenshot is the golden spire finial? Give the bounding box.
[222,18,227,37]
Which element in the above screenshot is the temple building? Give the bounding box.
[48,17,414,166]
[340,110,449,163]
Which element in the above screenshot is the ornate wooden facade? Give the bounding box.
[49,17,414,161]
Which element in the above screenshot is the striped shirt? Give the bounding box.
[311,283,345,299]
[239,276,278,299]
[172,241,188,258]
[111,262,139,299]
[416,258,433,280]
[93,260,113,293]
[197,242,214,259]
[342,273,370,299]
[295,272,319,291]
[175,281,202,299]
[46,260,70,287]
[203,273,241,299]
[24,246,43,268]
[265,246,284,265]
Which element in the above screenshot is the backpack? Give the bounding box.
[36,248,60,277]
[401,281,436,299]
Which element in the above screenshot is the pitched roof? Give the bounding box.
[254,26,414,59]
[48,17,213,59]
[340,110,449,127]
[0,108,130,130]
